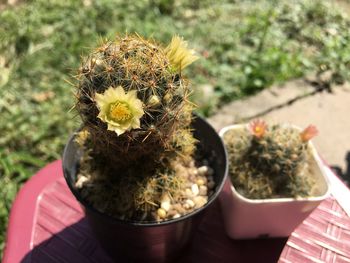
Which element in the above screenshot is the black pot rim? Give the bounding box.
[62,116,228,227]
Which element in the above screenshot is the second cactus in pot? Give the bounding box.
[219,120,330,239]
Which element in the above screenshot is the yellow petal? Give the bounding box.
[95,93,109,107]
[165,35,199,71]
[107,123,125,136]
[125,89,137,100]
[131,118,141,129]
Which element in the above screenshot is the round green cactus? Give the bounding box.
[76,34,198,171]
[74,34,200,219]
[224,120,318,199]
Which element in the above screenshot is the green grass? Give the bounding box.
[1,0,350,258]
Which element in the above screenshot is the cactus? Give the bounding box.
[223,120,318,199]
[73,34,200,220]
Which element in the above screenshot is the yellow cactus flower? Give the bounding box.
[95,86,144,135]
[249,119,267,139]
[165,35,199,72]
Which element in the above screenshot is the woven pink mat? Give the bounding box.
[279,196,350,263]
[3,160,350,262]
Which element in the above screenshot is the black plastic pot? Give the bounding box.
[62,116,228,263]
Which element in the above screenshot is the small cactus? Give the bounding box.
[223,120,318,199]
[74,34,200,220]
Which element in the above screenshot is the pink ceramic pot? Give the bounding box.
[219,124,331,239]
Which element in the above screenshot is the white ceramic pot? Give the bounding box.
[219,124,331,239]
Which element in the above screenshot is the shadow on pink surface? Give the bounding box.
[20,201,287,263]
[4,161,286,263]
[20,218,113,263]
[6,160,350,263]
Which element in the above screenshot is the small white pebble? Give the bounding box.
[185,199,195,208]
[207,181,215,190]
[177,171,187,178]
[173,204,185,214]
[157,208,166,219]
[199,185,208,196]
[167,209,177,217]
[191,184,199,196]
[173,163,182,171]
[161,201,171,212]
[196,178,205,186]
[185,182,193,188]
[193,196,208,208]
[161,193,171,202]
[172,214,181,219]
[198,166,208,176]
[185,188,193,197]
[207,167,214,176]
[189,174,196,182]
[75,176,88,188]
[183,203,190,209]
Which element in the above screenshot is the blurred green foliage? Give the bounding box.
[1,0,350,257]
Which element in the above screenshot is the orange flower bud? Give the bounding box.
[300,125,318,142]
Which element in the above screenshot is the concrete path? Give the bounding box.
[209,78,350,179]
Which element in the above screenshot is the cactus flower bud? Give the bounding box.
[300,125,318,142]
[148,95,161,107]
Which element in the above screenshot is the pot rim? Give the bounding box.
[219,124,331,204]
[63,116,228,227]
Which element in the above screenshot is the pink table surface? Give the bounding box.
[3,160,350,263]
